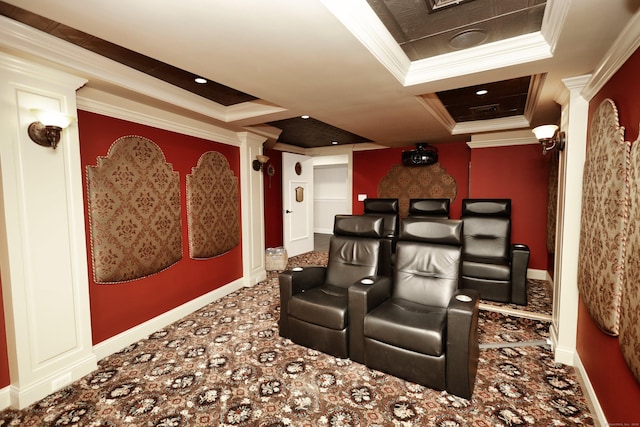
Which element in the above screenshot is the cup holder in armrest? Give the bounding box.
[360,278,374,285]
[455,294,472,303]
[292,267,303,272]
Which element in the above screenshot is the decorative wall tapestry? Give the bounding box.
[620,135,640,383]
[186,151,240,259]
[86,136,182,283]
[377,163,457,217]
[577,99,630,335]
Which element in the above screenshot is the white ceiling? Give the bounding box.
[3,0,639,148]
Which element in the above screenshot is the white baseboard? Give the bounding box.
[0,385,10,410]
[573,353,607,427]
[93,278,246,361]
[527,268,551,281]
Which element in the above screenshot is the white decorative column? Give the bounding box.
[550,75,591,365]
[0,53,97,409]
[238,132,268,286]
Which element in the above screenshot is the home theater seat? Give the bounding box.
[352,217,480,399]
[278,214,385,358]
[460,199,530,305]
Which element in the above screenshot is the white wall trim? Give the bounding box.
[407,32,551,86]
[573,353,608,426]
[0,16,287,126]
[93,279,247,361]
[77,88,241,147]
[455,115,531,136]
[468,129,539,149]
[322,0,556,87]
[320,0,410,85]
[527,268,550,281]
[582,10,640,102]
[0,386,10,411]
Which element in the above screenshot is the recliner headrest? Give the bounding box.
[462,199,511,217]
[399,218,462,245]
[363,198,398,214]
[409,198,450,217]
[334,214,383,238]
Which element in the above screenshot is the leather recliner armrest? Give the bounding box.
[278,266,327,338]
[510,244,530,306]
[446,289,480,400]
[347,275,392,363]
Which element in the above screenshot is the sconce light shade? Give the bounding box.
[532,125,558,140]
[532,124,565,155]
[252,154,270,171]
[28,109,75,149]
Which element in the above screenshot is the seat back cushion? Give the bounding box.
[326,236,381,288]
[334,214,383,238]
[409,198,450,218]
[462,199,511,217]
[462,217,510,261]
[393,241,462,308]
[364,198,399,237]
[364,198,398,214]
[327,215,383,288]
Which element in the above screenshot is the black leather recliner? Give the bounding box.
[363,198,399,277]
[460,199,530,305]
[408,198,450,218]
[278,214,384,358]
[349,217,480,399]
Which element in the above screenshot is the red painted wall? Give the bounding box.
[263,148,283,248]
[353,140,549,270]
[468,143,551,271]
[0,278,9,389]
[353,141,471,218]
[577,46,640,424]
[78,111,243,344]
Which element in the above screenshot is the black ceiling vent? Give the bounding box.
[402,143,438,166]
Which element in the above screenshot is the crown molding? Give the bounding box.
[417,93,456,133]
[468,129,539,149]
[322,0,554,87]
[406,32,552,86]
[0,15,286,128]
[320,0,410,85]
[453,115,531,135]
[582,10,640,101]
[525,73,547,122]
[77,88,242,147]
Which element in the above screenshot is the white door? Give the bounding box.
[282,152,314,257]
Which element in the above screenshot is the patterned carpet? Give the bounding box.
[0,252,593,426]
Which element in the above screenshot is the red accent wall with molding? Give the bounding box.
[353,140,550,270]
[468,143,551,271]
[78,111,243,344]
[577,47,640,424]
[353,141,471,219]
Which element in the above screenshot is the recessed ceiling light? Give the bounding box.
[194,77,207,84]
[301,115,310,119]
[476,89,488,96]
[331,141,338,145]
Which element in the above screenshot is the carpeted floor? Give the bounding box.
[0,252,593,426]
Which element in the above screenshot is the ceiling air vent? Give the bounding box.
[469,104,499,114]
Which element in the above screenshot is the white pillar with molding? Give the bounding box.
[550,74,591,365]
[239,132,268,286]
[0,53,97,409]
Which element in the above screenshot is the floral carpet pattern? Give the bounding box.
[0,253,593,426]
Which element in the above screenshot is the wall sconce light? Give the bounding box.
[252,154,270,171]
[28,109,75,149]
[532,124,566,155]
